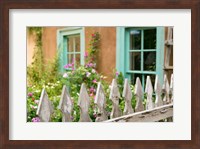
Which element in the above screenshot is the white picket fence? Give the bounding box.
[36,74,173,122]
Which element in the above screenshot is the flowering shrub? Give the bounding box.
[27,81,64,122]
[62,32,111,121]
[27,31,136,122]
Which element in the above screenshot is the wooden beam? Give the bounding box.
[104,103,173,122]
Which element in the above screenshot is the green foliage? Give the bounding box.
[27,31,137,122]
[27,81,64,122]
[85,32,100,66]
[27,27,43,84]
[27,27,63,122]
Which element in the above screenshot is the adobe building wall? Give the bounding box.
[27,27,116,82]
[27,31,36,65]
[27,27,172,83]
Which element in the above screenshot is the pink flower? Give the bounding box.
[64,64,69,69]
[32,117,40,122]
[64,63,74,69]
[90,87,96,93]
[89,63,93,67]
[116,72,119,76]
[89,93,93,97]
[84,51,88,57]
[68,64,72,67]
[28,92,33,97]
[92,79,97,83]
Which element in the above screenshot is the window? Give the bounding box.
[64,35,81,68]
[57,27,85,72]
[116,27,164,88]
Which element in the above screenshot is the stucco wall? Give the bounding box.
[27,31,36,65]
[85,27,116,82]
[42,27,58,63]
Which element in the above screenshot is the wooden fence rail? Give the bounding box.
[36,74,173,122]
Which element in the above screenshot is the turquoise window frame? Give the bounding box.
[57,27,85,73]
[116,27,164,86]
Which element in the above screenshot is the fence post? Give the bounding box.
[134,77,144,112]
[94,82,108,122]
[122,79,134,115]
[155,75,163,107]
[36,88,54,122]
[145,76,154,110]
[58,85,73,122]
[162,74,170,104]
[78,83,92,122]
[109,79,122,119]
[170,74,174,103]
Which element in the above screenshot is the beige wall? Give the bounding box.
[42,27,58,63]
[27,32,36,65]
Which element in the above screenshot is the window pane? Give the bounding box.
[75,36,80,52]
[67,54,74,64]
[130,73,142,85]
[67,36,74,52]
[144,52,156,71]
[130,52,141,70]
[75,54,80,65]
[144,29,156,49]
[130,30,141,50]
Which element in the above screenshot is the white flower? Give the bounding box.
[34,100,39,104]
[63,73,68,78]
[86,72,91,77]
[92,69,96,73]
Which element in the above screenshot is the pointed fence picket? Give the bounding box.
[122,79,134,115]
[78,83,92,122]
[155,75,163,107]
[58,85,73,122]
[36,74,174,122]
[134,78,144,112]
[94,82,108,122]
[36,88,54,122]
[145,76,154,110]
[109,79,122,119]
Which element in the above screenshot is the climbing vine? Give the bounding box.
[27,27,43,85]
[85,32,100,68]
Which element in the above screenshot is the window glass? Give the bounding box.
[67,36,74,52]
[130,73,142,85]
[144,29,156,49]
[75,54,80,64]
[143,52,156,71]
[67,54,74,64]
[130,30,141,50]
[129,52,141,70]
[75,36,80,52]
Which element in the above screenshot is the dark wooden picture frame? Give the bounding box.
[0,0,200,148]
